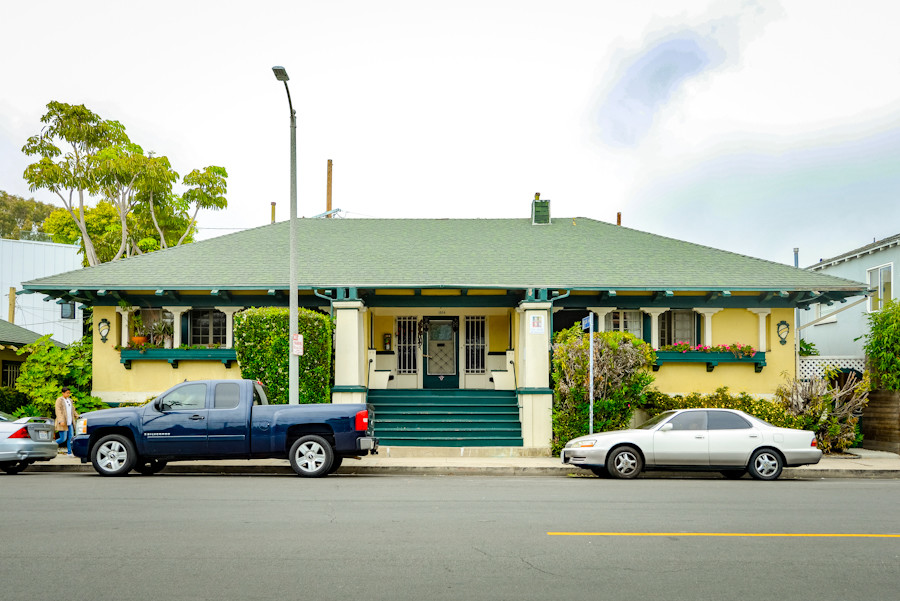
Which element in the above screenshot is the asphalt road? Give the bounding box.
[2,473,899,601]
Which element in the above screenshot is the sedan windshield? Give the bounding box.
[636,411,676,429]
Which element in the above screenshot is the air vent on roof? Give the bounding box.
[532,193,550,225]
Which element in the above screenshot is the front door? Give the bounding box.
[423,318,459,389]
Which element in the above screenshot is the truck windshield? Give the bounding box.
[253,383,270,406]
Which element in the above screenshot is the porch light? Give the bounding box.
[97,318,111,343]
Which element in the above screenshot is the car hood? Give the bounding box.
[81,406,143,421]
[568,429,642,445]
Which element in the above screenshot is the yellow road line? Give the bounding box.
[548,532,900,538]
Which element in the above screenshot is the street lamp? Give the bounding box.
[273,65,299,405]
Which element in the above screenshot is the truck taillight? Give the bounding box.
[355,409,369,431]
[9,427,30,439]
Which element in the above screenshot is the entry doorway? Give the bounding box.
[423,318,458,389]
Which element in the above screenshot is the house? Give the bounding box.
[22,200,867,452]
[0,318,64,387]
[797,234,897,379]
[1,238,84,346]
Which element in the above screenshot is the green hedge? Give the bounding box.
[0,386,30,414]
[644,387,806,430]
[233,307,333,404]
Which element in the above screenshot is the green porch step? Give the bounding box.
[367,389,522,447]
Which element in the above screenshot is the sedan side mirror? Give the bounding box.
[659,423,673,432]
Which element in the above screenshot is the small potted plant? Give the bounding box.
[151,319,174,348]
[130,313,149,346]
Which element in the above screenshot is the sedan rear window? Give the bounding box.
[708,411,751,430]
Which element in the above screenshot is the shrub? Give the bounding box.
[862,298,900,390]
[233,307,333,404]
[551,326,655,454]
[645,387,805,429]
[0,386,30,414]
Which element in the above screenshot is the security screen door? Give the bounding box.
[424,319,458,389]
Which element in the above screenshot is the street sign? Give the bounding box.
[581,315,592,330]
[292,334,304,356]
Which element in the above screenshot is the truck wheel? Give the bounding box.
[91,434,137,476]
[289,435,334,478]
[328,456,344,474]
[134,459,168,475]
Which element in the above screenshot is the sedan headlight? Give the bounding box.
[75,418,87,435]
[572,440,597,448]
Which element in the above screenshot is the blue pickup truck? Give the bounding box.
[72,379,377,477]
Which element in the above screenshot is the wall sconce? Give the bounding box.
[98,318,111,343]
[776,320,790,345]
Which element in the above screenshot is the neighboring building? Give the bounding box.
[23,201,867,452]
[0,318,63,388]
[797,234,897,379]
[1,238,84,345]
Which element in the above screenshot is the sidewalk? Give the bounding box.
[28,447,900,478]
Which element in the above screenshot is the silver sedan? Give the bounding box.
[561,408,822,480]
[0,411,58,475]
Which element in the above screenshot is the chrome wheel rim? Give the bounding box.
[295,441,327,473]
[614,451,638,476]
[754,452,779,477]
[97,441,128,472]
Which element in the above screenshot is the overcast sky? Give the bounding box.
[2,0,898,267]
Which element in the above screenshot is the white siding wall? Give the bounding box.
[0,239,84,345]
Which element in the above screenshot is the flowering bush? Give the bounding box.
[658,341,756,358]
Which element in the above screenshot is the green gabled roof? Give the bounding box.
[23,217,865,293]
[0,319,63,348]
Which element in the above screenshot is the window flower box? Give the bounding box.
[653,351,766,373]
[120,348,237,370]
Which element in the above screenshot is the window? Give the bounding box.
[868,264,893,311]
[605,311,642,338]
[188,309,227,347]
[138,309,175,344]
[667,411,707,431]
[396,317,418,375]
[814,301,839,325]
[60,301,76,320]
[2,361,22,387]
[707,411,751,430]
[214,383,240,409]
[160,383,207,411]
[659,310,696,346]
[465,316,486,374]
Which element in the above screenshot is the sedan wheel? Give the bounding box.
[91,434,137,477]
[1,461,29,475]
[289,435,334,477]
[606,446,643,479]
[748,448,783,480]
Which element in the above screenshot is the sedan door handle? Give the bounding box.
[189,415,205,421]
[749,434,759,438]
[694,434,705,439]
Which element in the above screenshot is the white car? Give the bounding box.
[561,408,822,480]
[0,411,58,474]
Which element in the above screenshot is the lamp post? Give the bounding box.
[273,65,299,405]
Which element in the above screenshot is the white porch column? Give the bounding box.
[693,308,724,346]
[639,307,669,349]
[163,306,188,348]
[215,306,243,349]
[747,308,771,353]
[586,307,615,332]
[516,301,552,450]
[114,307,134,347]
[333,300,367,404]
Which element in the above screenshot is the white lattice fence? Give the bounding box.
[799,356,865,380]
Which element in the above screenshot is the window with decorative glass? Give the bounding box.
[188,309,227,347]
[659,310,696,346]
[605,311,642,338]
[868,263,893,312]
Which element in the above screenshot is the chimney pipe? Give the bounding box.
[793,248,799,268]
[326,159,333,218]
[271,202,276,224]
[616,212,622,226]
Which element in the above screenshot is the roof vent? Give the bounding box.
[532,192,550,225]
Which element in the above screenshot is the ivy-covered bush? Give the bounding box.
[0,386,30,414]
[233,307,333,404]
[645,387,804,429]
[863,298,900,391]
[551,326,656,454]
[14,334,108,417]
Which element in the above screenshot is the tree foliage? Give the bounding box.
[22,100,227,264]
[551,326,656,453]
[233,307,333,405]
[862,298,900,391]
[0,190,54,240]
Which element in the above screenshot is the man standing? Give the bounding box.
[54,387,79,456]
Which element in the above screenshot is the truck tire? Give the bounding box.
[328,456,344,474]
[289,435,334,477]
[91,434,137,476]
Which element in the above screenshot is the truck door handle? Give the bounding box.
[189,415,205,421]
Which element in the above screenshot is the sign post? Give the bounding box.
[581,313,594,434]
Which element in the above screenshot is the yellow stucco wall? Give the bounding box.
[652,308,795,397]
[489,314,509,353]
